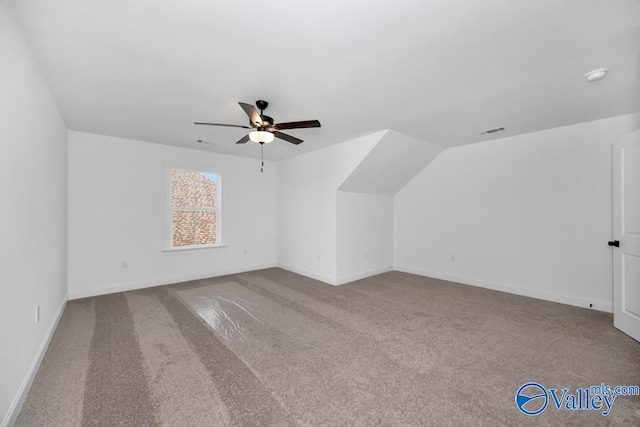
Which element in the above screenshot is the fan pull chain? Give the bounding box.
[261,143,264,173]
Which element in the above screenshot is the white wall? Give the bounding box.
[336,192,393,284]
[276,132,384,283]
[0,3,68,425]
[68,131,277,298]
[395,113,640,312]
[339,130,444,195]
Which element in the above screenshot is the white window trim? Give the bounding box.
[162,244,227,253]
[165,164,225,251]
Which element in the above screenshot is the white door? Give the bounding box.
[612,129,640,342]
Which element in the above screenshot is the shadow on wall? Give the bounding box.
[338,129,443,195]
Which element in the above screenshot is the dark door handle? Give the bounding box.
[608,240,620,247]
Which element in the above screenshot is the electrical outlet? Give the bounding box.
[121,260,128,269]
[450,254,456,262]
[364,251,368,259]
[243,249,248,255]
[35,306,40,324]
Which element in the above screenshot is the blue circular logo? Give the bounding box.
[515,382,548,416]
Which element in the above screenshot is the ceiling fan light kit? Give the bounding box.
[249,130,274,144]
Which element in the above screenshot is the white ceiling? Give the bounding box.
[10,0,640,160]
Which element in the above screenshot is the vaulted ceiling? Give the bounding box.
[10,0,640,160]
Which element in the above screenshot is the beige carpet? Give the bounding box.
[15,268,640,426]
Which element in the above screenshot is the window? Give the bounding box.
[169,168,221,248]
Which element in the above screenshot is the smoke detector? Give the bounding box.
[584,68,608,83]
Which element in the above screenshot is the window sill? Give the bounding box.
[163,244,227,253]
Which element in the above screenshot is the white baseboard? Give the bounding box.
[275,264,394,286]
[3,294,68,427]
[68,264,277,300]
[335,266,394,285]
[276,263,337,285]
[393,266,613,313]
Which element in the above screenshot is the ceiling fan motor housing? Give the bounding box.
[261,115,274,127]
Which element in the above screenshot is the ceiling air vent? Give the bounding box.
[478,126,506,135]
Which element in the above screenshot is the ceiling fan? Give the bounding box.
[194,100,321,146]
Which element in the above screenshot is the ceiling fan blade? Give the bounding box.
[272,131,303,145]
[238,102,262,127]
[194,122,252,129]
[235,134,250,144]
[272,120,321,131]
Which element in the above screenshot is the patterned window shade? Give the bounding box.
[170,169,219,247]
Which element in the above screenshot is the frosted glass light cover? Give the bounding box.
[249,131,275,143]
